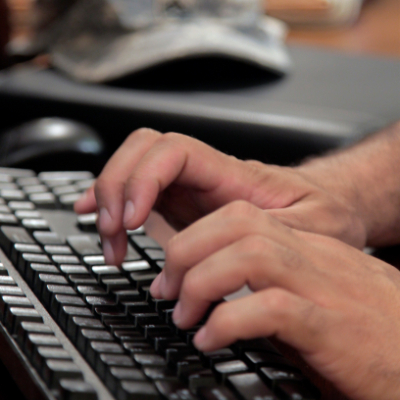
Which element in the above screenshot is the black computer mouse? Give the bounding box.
[0,117,106,174]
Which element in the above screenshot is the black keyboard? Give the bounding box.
[0,167,320,400]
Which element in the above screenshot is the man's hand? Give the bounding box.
[74,128,367,264]
[149,201,400,400]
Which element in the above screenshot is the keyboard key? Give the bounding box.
[25,333,62,358]
[92,265,121,278]
[102,277,131,293]
[77,213,98,232]
[60,265,89,275]
[1,189,25,200]
[0,213,18,225]
[134,354,167,368]
[59,306,94,330]
[260,366,304,384]
[106,367,146,394]
[20,253,52,275]
[67,317,104,341]
[8,201,35,210]
[83,255,106,266]
[86,341,124,367]
[0,263,8,275]
[16,177,41,186]
[97,354,135,380]
[30,193,57,208]
[43,284,77,308]
[25,262,59,286]
[0,167,35,178]
[144,249,165,261]
[16,321,52,347]
[0,226,34,254]
[33,347,72,370]
[118,380,159,400]
[77,285,107,296]
[113,289,141,302]
[67,235,103,256]
[76,329,113,353]
[50,295,86,319]
[68,274,98,287]
[228,373,278,400]
[5,307,43,333]
[0,295,33,322]
[0,285,24,295]
[155,381,196,400]
[53,185,79,196]
[198,387,237,400]
[45,245,73,255]
[60,193,83,209]
[22,218,50,230]
[277,380,320,400]
[59,379,97,400]
[0,275,15,286]
[22,184,49,194]
[39,171,94,181]
[244,352,296,369]
[52,255,81,265]
[130,236,162,250]
[34,231,66,245]
[121,260,151,272]
[85,295,117,312]
[15,210,42,219]
[213,360,249,381]
[129,272,158,288]
[43,360,83,388]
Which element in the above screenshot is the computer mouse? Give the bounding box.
[0,117,106,174]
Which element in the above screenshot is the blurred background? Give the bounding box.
[2,0,399,62]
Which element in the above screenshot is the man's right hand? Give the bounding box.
[74,128,367,265]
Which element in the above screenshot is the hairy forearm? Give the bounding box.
[296,121,400,247]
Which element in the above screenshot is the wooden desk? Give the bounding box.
[286,0,400,57]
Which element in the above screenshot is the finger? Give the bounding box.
[101,230,128,266]
[94,128,161,238]
[155,201,295,300]
[122,132,234,230]
[74,185,96,214]
[171,234,333,329]
[193,288,333,355]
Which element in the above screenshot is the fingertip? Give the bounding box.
[149,273,163,298]
[74,189,96,214]
[102,238,115,265]
[193,326,213,351]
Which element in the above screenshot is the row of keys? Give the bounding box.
[0,263,96,400]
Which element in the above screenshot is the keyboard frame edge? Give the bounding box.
[0,248,114,400]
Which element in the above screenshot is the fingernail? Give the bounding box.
[150,273,162,297]
[172,302,182,326]
[123,200,135,226]
[102,238,115,265]
[193,326,208,350]
[99,207,112,232]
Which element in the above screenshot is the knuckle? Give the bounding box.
[263,288,293,312]
[221,200,259,219]
[237,234,270,256]
[129,127,160,140]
